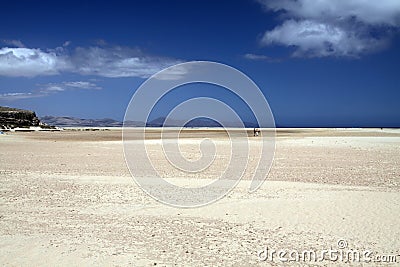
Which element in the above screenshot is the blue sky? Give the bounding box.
[0,0,399,127]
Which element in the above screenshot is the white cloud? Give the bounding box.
[259,0,400,26]
[243,53,282,62]
[152,64,191,80]
[257,0,400,57]
[0,47,70,77]
[244,53,269,60]
[38,81,102,93]
[0,92,41,100]
[0,81,102,101]
[69,46,181,78]
[62,81,101,89]
[41,85,65,92]
[262,20,387,57]
[2,39,25,48]
[0,45,180,78]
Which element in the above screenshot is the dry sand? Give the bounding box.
[0,128,399,266]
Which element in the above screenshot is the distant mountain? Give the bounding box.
[146,117,259,128]
[147,117,222,127]
[40,116,146,127]
[146,117,182,127]
[185,118,223,127]
[40,116,121,127]
[40,115,259,128]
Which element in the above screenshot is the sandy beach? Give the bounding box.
[1,128,399,266]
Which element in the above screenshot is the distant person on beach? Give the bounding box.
[253,128,260,137]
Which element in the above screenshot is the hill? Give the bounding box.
[0,106,42,129]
